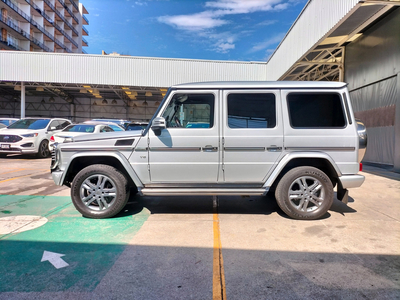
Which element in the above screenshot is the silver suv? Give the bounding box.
[51,81,367,220]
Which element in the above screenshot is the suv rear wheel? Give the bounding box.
[275,166,333,220]
[71,164,130,219]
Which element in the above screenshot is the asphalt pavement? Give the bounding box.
[0,156,399,300]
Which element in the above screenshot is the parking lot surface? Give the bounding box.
[0,156,399,300]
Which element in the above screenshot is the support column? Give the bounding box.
[394,73,400,173]
[20,82,25,118]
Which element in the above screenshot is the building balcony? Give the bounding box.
[82,14,89,25]
[0,33,26,51]
[57,0,79,24]
[82,36,88,46]
[68,0,79,13]
[82,25,88,36]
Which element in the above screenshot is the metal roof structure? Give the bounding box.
[267,0,400,81]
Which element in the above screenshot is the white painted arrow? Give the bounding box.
[41,251,69,269]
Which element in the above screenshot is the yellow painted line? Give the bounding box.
[0,168,28,175]
[0,170,49,183]
[213,196,226,300]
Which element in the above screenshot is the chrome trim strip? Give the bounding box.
[285,147,355,151]
[61,147,133,152]
[224,147,265,151]
[135,147,148,152]
[149,147,202,152]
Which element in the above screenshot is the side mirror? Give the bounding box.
[151,117,166,136]
[50,126,56,131]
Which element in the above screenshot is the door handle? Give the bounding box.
[267,146,282,152]
[202,145,218,152]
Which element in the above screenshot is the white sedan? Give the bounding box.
[49,123,115,149]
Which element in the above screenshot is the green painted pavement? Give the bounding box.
[0,195,150,292]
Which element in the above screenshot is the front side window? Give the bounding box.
[227,93,276,128]
[287,93,345,128]
[162,93,214,128]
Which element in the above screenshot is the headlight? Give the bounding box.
[21,133,38,138]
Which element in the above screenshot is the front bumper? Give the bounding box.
[51,170,64,186]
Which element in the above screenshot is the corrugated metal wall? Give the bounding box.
[0,52,267,87]
[266,0,360,80]
[345,8,400,169]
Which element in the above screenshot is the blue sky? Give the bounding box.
[84,0,307,62]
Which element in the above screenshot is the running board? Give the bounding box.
[140,188,266,196]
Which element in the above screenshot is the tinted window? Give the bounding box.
[58,120,71,129]
[227,93,276,128]
[109,124,124,131]
[287,93,345,128]
[8,119,50,130]
[63,125,95,133]
[162,94,214,128]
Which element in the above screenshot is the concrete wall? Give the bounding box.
[345,8,400,171]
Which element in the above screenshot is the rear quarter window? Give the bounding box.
[287,93,346,128]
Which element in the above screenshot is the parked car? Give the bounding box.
[83,121,125,132]
[0,118,19,127]
[51,81,366,220]
[49,123,116,150]
[125,122,148,131]
[0,118,71,158]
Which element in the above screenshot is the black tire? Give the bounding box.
[36,140,50,158]
[0,153,7,158]
[275,166,333,220]
[71,164,130,219]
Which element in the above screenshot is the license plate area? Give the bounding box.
[1,144,10,149]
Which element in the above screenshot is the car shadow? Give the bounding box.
[118,192,357,219]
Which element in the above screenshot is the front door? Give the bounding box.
[221,90,284,184]
[148,90,220,184]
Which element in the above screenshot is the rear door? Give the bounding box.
[221,89,284,184]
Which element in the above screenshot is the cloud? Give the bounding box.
[158,0,287,32]
[157,0,291,54]
[158,11,227,31]
[248,33,285,53]
[205,0,286,14]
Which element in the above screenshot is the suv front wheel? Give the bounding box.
[275,166,334,220]
[71,164,130,218]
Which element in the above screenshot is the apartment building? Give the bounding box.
[0,0,88,53]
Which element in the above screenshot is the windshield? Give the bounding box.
[63,124,95,133]
[8,119,50,130]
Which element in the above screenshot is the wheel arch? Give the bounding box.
[62,152,142,189]
[264,153,341,192]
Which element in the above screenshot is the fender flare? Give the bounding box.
[263,152,342,190]
[60,151,144,188]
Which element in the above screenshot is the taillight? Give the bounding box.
[50,136,55,142]
[359,163,363,172]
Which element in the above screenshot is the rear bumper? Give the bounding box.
[339,174,365,188]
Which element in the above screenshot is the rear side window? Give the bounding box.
[287,93,345,128]
[227,93,276,128]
